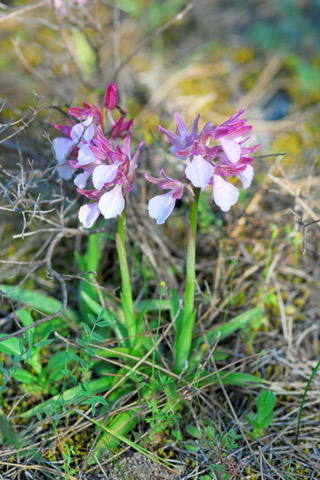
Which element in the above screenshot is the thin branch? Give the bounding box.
[0,0,49,24]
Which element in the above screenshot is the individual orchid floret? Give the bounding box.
[145,169,184,224]
[157,111,199,158]
[104,82,118,110]
[69,102,103,127]
[211,109,252,164]
[53,117,94,180]
[77,182,126,228]
[110,117,134,140]
[90,128,144,190]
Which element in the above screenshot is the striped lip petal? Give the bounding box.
[148,192,176,225]
[212,175,239,212]
[79,203,100,228]
[185,155,214,188]
[92,164,119,190]
[98,185,125,219]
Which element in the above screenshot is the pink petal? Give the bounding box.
[237,164,254,189]
[148,192,176,225]
[53,137,74,163]
[92,164,119,190]
[174,111,190,138]
[98,185,125,219]
[220,138,241,164]
[79,203,100,228]
[74,171,91,189]
[185,155,214,188]
[104,82,118,110]
[212,175,239,212]
[78,144,97,165]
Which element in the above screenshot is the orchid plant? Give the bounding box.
[52,83,259,373]
[53,83,144,344]
[145,110,260,370]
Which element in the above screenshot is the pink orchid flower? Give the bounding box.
[145,169,184,224]
[210,109,252,164]
[146,109,260,222]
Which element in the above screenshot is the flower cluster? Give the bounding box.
[53,83,144,228]
[146,110,260,224]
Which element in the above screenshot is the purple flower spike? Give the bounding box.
[147,109,260,221]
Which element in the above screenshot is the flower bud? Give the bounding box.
[104,82,118,110]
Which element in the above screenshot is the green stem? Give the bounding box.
[175,187,201,371]
[116,210,136,343]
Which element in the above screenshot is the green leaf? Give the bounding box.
[87,314,96,325]
[172,428,183,441]
[81,322,92,334]
[33,340,53,348]
[184,443,197,453]
[257,390,276,415]
[21,377,113,418]
[169,288,180,322]
[259,411,274,429]
[136,298,171,313]
[97,308,106,322]
[0,336,21,356]
[80,359,88,369]
[85,345,96,356]
[186,425,202,439]
[80,291,116,327]
[97,320,111,328]
[193,307,263,349]
[17,310,34,347]
[0,285,78,322]
[12,368,37,385]
[91,333,104,343]
[93,410,139,455]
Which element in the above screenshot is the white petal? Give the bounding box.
[78,144,97,165]
[78,203,100,228]
[185,155,214,188]
[93,164,118,190]
[70,123,85,143]
[74,170,91,189]
[57,163,75,180]
[212,175,239,212]
[53,137,74,163]
[220,138,241,164]
[98,185,125,219]
[148,192,176,225]
[237,164,254,189]
[83,122,94,142]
